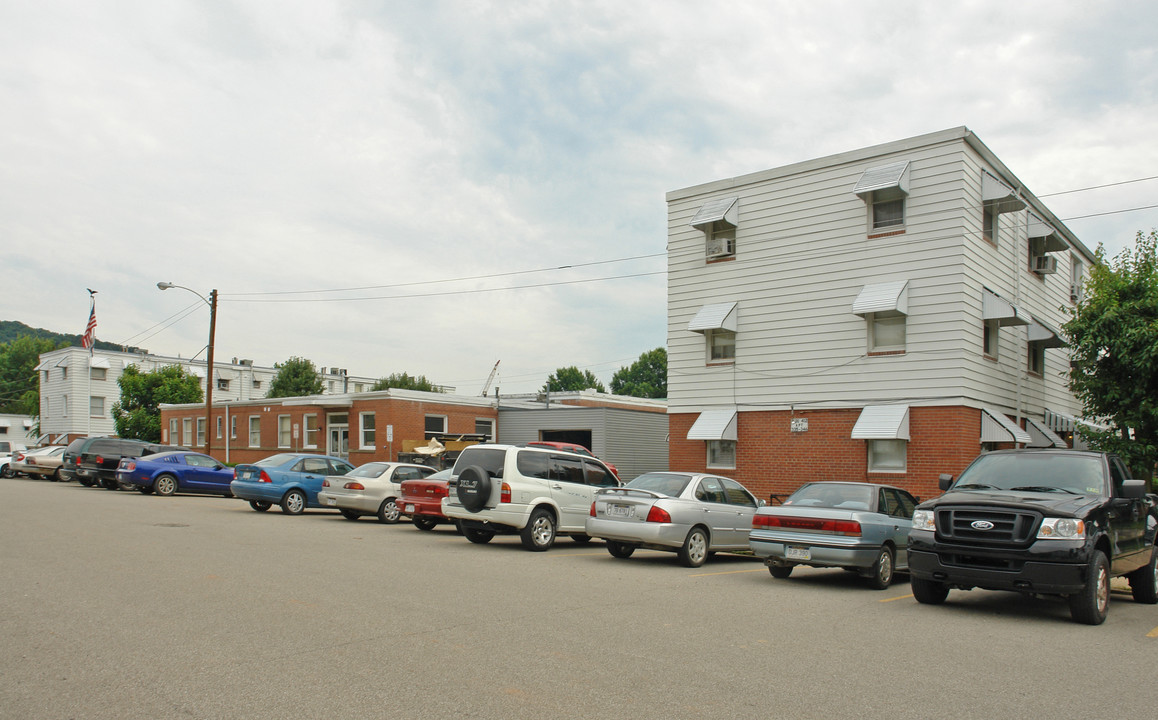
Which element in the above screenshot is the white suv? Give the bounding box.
[443,443,620,551]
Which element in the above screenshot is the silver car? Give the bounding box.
[317,462,437,523]
[586,472,762,567]
[749,481,919,589]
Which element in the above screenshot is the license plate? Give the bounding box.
[405,504,415,513]
[786,546,811,561]
[324,498,336,506]
[607,504,634,518]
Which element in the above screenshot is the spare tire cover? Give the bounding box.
[456,465,492,512]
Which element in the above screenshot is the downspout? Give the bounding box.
[1014,190,1026,445]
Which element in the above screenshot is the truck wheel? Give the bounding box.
[249,500,271,512]
[1069,550,1110,625]
[606,541,636,559]
[463,527,494,544]
[520,508,556,551]
[769,565,793,579]
[412,516,438,531]
[911,576,949,604]
[1129,546,1158,605]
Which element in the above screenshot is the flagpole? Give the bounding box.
[84,290,97,438]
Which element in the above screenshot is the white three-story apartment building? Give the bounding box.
[666,127,1096,500]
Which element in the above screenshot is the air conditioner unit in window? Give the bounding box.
[1032,255,1058,274]
[1070,284,1081,303]
[705,238,734,258]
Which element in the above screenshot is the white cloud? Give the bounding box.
[2,0,1156,393]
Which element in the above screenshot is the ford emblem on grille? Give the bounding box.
[971,520,995,530]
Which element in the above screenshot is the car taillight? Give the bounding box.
[96,455,105,465]
[259,470,272,483]
[500,482,511,503]
[125,461,136,471]
[752,515,862,536]
[590,501,597,517]
[322,479,330,487]
[344,482,365,490]
[645,506,672,523]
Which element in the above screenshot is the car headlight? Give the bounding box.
[1037,517,1085,540]
[911,509,935,532]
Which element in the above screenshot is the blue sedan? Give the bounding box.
[749,481,919,589]
[231,453,355,515]
[116,451,235,496]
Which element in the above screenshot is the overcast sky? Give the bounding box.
[2,1,1156,395]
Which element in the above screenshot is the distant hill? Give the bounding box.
[0,320,142,353]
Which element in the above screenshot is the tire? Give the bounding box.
[340,509,361,521]
[412,516,439,531]
[463,527,494,544]
[769,565,793,579]
[866,547,895,590]
[520,508,557,552]
[377,498,401,524]
[281,489,307,515]
[678,527,709,568]
[911,576,950,604]
[1069,550,1111,625]
[606,541,636,559]
[51,468,63,482]
[101,477,118,490]
[1129,546,1158,604]
[138,487,154,495]
[0,465,13,479]
[154,474,178,497]
[249,500,272,512]
[571,534,593,545]
[455,466,492,512]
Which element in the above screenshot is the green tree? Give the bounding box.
[371,372,445,392]
[542,366,606,393]
[1064,229,1158,480]
[0,335,68,416]
[111,364,203,441]
[610,347,667,398]
[267,356,324,398]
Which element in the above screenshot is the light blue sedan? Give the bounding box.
[231,453,355,515]
[749,481,919,589]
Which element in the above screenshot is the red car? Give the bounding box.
[524,441,619,479]
[398,469,453,531]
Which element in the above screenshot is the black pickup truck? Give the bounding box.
[908,449,1158,625]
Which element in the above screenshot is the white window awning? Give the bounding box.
[1044,409,1111,434]
[1025,416,1068,448]
[687,409,738,441]
[690,197,738,230]
[852,280,909,317]
[89,357,110,369]
[1027,318,1066,348]
[1028,213,1068,253]
[22,419,33,429]
[35,359,53,371]
[851,405,910,440]
[982,289,1031,326]
[852,161,910,201]
[688,302,738,334]
[215,368,238,380]
[54,357,70,368]
[188,366,206,379]
[981,408,1032,445]
[982,171,1027,214]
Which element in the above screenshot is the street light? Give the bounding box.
[157,282,218,457]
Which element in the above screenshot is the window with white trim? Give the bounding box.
[216,416,223,440]
[230,415,237,440]
[868,439,907,472]
[871,193,905,231]
[475,418,494,440]
[169,419,178,445]
[278,415,291,448]
[1027,343,1045,375]
[690,197,739,261]
[424,415,447,440]
[867,313,906,353]
[183,418,193,446]
[707,329,736,362]
[196,418,206,447]
[248,416,261,448]
[1071,256,1084,304]
[360,412,376,449]
[217,378,230,391]
[62,394,69,417]
[983,319,999,358]
[61,366,68,380]
[89,396,104,417]
[982,203,998,244]
[707,440,736,469]
[303,414,318,448]
[853,161,910,236]
[90,367,107,381]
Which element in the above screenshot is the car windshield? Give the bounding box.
[254,454,298,467]
[785,483,875,510]
[346,463,388,478]
[626,472,692,497]
[953,453,1106,494]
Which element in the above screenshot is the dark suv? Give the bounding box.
[75,438,183,490]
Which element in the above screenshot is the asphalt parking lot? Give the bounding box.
[3,477,1158,719]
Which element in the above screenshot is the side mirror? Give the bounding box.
[758,499,767,507]
[1120,479,1146,499]
[938,473,954,491]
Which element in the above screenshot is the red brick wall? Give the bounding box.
[670,406,987,502]
[160,397,497,465]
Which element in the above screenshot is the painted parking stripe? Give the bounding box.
[880,593,914,603]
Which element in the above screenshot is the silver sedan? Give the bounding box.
[317,462,437,523]
[749,481,919,589]
[586,472,762,567]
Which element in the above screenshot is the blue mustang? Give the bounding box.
[116,451,235,496]
[231,453,355,515]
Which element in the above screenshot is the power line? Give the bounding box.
[1038,176,1158,198]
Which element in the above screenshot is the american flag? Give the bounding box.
[81,304,97,351]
